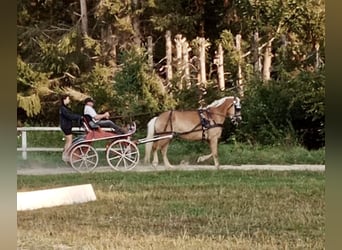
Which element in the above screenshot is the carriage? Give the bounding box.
[64,115,173,173]
[64,96,241,173]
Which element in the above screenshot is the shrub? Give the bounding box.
[236,69,324,149]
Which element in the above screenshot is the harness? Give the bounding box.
[198,108,224,140]
[156,109,225,141]
[154,96,240,141]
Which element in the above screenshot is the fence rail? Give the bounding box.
[17,127,111,160]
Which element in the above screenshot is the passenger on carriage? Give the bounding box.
[83,97,126,134]
[59,94,83,162]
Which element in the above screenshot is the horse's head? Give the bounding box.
[232,97,242,125]
[228,96,242,126]
[207,96,242,125]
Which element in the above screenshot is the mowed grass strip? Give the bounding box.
[17,170,325,249]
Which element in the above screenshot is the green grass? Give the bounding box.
[17,129,325,168]
[17,170,325,249]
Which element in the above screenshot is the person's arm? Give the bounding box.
[94,112,109,121]
[84,106,109,121]
[61,106,82,121]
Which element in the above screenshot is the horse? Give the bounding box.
[144,96,242,169]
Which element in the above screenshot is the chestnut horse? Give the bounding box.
[144,96,242,169]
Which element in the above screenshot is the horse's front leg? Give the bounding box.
[161,141,173,168]
[210,138,220,169]
[197,138,220,169]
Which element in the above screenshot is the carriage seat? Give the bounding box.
[82,114,100,131]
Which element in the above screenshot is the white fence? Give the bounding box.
[17,127,114,160]
[17,127,85,160]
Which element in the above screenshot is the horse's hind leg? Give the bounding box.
[151,142,159,168]
[197,153,213,163]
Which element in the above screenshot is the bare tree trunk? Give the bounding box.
[281,34,287,57]
[174,34,183,78]
[109,35,117,69]
[165,30,173,86]
[182,40,190,88]
[217,44,225,91]
[80,0,88,36]
[262,39,273,81]
[236,34,244,97]
[147,36,153,71]
[199,37,207,88]
[101,26,117,70]
[253,31,262,75]
[131,0,142,46]
[315,42,320,70]
[175,34,188,89]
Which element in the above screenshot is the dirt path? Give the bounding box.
[17,164,325,175]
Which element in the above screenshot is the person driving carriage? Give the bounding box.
[83,97,126,134]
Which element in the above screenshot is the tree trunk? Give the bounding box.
[174,34,183,75]
[253,31,262,75]
[315,42,320,70]
[262,39,273,81]
[236,34,244,97]
[217,44,225,91]
[165,30,173,86]
[175,34,188,89]
[182,40,190,88]
[147,36,153,71]
[199,37,207,88]
[109,35,117,69]
[80,0,88,36]
[101,26,117,70]
[131,0,142,46]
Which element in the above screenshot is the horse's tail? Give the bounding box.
[144,116,157,164]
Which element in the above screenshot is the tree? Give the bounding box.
[112,47,176,125]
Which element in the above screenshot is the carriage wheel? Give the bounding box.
[106,139,139,171]
[69,144,99,173]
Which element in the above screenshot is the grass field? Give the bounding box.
[17,138,325,169]
[17,170,325,249]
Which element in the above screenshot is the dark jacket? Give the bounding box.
[59,104,82,130]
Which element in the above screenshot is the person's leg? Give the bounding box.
[97,120,125,134]
[64,134,73,151]
[62,134,73,161]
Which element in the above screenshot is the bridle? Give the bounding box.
[230,96,242,125]
[205,96,242,123]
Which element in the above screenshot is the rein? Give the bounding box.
[154,107,228,141]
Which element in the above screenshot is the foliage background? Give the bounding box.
[17,0,325,150]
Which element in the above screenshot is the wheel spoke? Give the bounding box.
[69,145,98,173]
[106,139,139,171]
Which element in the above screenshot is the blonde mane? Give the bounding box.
[206,96,232,108]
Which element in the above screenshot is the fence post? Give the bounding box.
[22,130,27,160]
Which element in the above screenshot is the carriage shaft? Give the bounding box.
[137,134,173,145]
